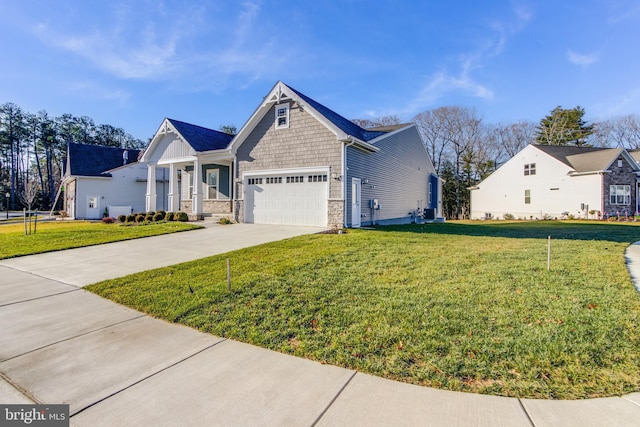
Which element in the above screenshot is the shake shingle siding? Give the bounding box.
[236,102,343,199]
[346,126,433,226]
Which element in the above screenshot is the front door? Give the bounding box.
[351,178,361,228]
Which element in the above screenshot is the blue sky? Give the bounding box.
[1,0,639,141]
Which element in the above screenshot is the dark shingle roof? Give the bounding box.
[168,118,233,152]
[66,143,142,177]
[286,85,388,142]
[534,144,623,172]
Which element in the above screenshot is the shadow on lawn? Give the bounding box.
[373,221,640,243]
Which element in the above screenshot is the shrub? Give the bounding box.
[126,214,136,223]
[165,211,175,222]
[117,214,127,223]
[503,213,514,220]
[218,217,232,225]
[102,217,116,224]
[174,212,189,222]
[153,212,165,222]
[145,213,154,222]
[135,214,146,223]
[156,210,166,218]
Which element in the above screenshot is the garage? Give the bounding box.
[244,172,328,226]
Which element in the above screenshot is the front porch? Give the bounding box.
[140,118,236,219]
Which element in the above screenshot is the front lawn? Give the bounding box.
[0,221,201,259]
[87,221,640,399]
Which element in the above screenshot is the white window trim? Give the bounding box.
[610,184,631,205]
[205,168,219,200]
[275,103,290,129]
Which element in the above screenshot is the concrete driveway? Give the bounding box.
[0,223,326,287]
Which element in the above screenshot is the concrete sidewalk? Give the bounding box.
[1,225,639,426]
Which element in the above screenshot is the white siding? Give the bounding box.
[146,134,195,164]
[74,163,158,219]
[471,145,602,219]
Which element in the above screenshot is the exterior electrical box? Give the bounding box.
[369,199,380,210]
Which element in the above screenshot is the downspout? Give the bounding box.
[233,151,238,222]
[342,137,355,228]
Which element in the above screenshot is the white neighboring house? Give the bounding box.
[63,143,166,219]
[470,144,640,220]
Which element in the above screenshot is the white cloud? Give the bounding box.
[407,3,531,114]
[29,1,286,89]
[567,50,598,66]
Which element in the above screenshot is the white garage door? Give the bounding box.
[245,172,328,226]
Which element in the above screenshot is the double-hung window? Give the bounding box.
[524,189,531,204]
[275,103,290,129]
[206,169,218,199]
[610,185,631,205]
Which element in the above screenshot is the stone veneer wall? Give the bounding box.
[327,200,344,229]
[602,155,638,216]
[180,200,232,213]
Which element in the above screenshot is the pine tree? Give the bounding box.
[535,106,594,146]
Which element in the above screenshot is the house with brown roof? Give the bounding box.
[141,81,442,228]
[469,143,640,220]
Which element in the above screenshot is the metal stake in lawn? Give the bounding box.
[227,258,231,292]
[547,235,551,271]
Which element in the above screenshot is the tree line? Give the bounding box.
[356,107,640,219]
[3,100,638,220]
[0,102,145,212]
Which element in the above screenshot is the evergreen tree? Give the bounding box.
[535,106,594,146]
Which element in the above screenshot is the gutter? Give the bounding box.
[568,170,607,177]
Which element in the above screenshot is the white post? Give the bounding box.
[192,157,203,216]
[146,164,157,212]
[547,235,551,272]
[167,163,179,212]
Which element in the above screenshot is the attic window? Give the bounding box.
[275,103,290,129]
[524,163,536,176]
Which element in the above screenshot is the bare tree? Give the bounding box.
[591,115,640,149]
[413,107,454,175]
[351,115,402,129]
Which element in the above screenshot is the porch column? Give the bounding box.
[145,164,157,212]
[192,157,203,215]
[167,163,179,212]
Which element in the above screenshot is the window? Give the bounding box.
[286,176,304,183]
[524,163,536,176]
[187,172,194,198]
[247,177,263,185]
[88,197,97,209]
[206,170,218,199]
[275,103,290,129]
[524,189,531,204]
[265,177,282,184]
[610,185,631,205]
[308,174,328,182]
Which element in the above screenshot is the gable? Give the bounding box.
[145,132,196,163]
[231,81,380,154]
[142,118,233,163]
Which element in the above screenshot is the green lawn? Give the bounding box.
[87,221,640,399]
[0,220,201,259]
